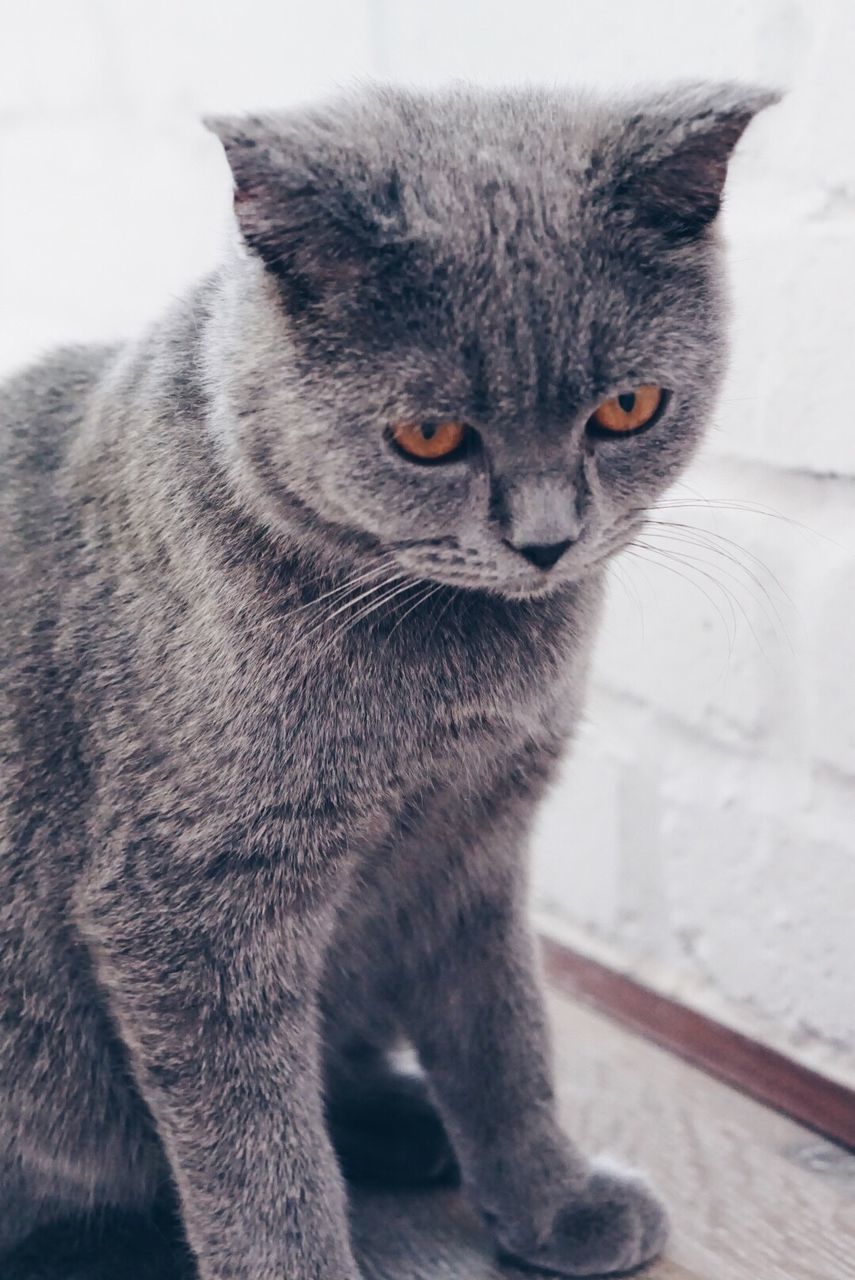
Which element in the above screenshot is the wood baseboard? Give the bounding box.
[540,935,855,1153]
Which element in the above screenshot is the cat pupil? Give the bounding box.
[421,424,437,440]
[618,393,636,414]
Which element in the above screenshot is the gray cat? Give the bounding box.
[0,82,776,1278]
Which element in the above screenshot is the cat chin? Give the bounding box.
[496,578,586,602]
[428,572,587,602]
[494,557,610,600]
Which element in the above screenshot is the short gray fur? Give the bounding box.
[0,83,776,1278]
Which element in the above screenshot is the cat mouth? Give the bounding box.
[390,558,605,601]
[382,521,643,600]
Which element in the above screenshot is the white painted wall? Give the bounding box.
[2,1,853,1082]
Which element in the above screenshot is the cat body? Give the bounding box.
[0,84,775,1278]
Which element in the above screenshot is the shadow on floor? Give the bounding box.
[2,1198,194,1280]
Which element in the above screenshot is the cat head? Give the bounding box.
[207,83,777,598]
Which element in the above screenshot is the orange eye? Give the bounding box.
[390,419,468,462]
[590,385,665,435]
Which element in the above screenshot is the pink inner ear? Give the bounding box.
[223,154,382,298]
[619,117,755,240]
[233,186,262,207]
[615,91,777,242]
[648,137,729,216]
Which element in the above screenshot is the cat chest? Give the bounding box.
[269,637,576,812]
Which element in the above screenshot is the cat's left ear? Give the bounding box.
[613,83,781,241]
[205,113,402,306]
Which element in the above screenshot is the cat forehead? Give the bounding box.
[355,89,602,172]
[211,81,776,359]
[287,89,618,221]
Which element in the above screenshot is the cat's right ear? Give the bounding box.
[611,83,781,243]
[205,114,385,308]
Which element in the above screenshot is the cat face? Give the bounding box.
[210,84,776,598]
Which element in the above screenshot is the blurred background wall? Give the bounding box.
[2,0,853,1084]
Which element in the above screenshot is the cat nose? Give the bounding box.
[491,470,582,566]
[510,539,574,570]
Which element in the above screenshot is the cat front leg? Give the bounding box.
[394,768,669,1277]
[74,842,362,1280]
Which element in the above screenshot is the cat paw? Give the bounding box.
[496,1163,669,1277]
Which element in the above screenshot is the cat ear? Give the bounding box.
[614,84,781,241]
[205,114,400,308]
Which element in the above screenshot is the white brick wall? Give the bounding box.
[532,454,855,1086]
[3,1,853,1082]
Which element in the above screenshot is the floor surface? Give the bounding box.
[6,990,855,1279]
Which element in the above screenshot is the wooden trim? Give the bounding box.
[540,935,855,1153]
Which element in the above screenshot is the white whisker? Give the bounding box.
[298,572,407,647]
[310,579,425,665]
[628,541,739,658]
[385,582,446,644]
[639,511,794,651]
[288,558,396,619]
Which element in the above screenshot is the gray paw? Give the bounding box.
[497,1163,669,1277]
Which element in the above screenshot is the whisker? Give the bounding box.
[629,541,739,658]
[644,496,841,546]
[636,491,802,648]
[288,558,396,618]
[640,525,791,644]
[607,559,645,639]
[385,582,446,644]
[298,572,407,647]
[311,578,425,662]
[425,586,456,647]
[632,539,771,660]
[643,519,792,604]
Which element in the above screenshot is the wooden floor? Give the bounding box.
[8,989,855,1280]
